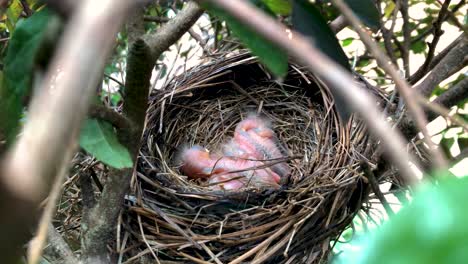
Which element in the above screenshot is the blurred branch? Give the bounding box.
[20,0,33,16]
[376,0,400,66]
[42,0,77,17]
[81,2,203,263]
[88,105,132,132]
[0,0,136,262]
[188,28,209,52]
[415,94,468,131]
[330,0,448,169]
[144,1,204,60]
[28,149,74,264]
[42,223,78,264]
[400,0,410,77]
[409,34,464,84]
[127,8,146,48]
[437,0,467,35]
[330,15,347,33]
[361,161,394,217]
[197,0,421,185]
[415,0,451,80]
[144,15,170,23]
[415,38,468,97]
[428,77,468,121]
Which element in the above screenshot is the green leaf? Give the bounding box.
[5,0,23,32]
[204,3,288,77]
[79,118,133,169]
[335,173,468,264]
[383,2,395,18]
[292,0,351,121]
[0,8,52,144]
[458,137,468,150]
[440,137,455,158]
[261,0,292,15]
[344,0,380,29]
[411,41,426,54]
[342,37,354,47]
[292,0,350,70]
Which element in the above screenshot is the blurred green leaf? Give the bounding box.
[344,0,380,29]
[5,0,23,32]
[342,37,354,47]
[292,0,350,69]
[440,136,455,158]
[411,41,426,54]
[110,93,122,106]
[357,59,370,67]
[205,3,288,77]
[292,0,352,121]
[0,8,52,144]
[383,2,395,18]
[458,137,468,150]
[261,0,292,15]
[79,118,133,169]
[431,85,445,96]
[335,173,468,264]
[157,64,168,80]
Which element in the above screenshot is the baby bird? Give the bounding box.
[230,115,291,178]
[179,145,281,190]
[178,115,290,191]
[207,159,281,190]
[178,145,224,179]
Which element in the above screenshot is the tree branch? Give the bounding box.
[400,0,411,77]
[361,161,395,217]
[416,0,451,79]
[330,15,347,33]
[42,223,78,264]
[376,0,399,66]
[80,2,203,263]
[144,1,204,61]
[144,15,170,23]
[427,77,468,121]
[409,34,464,84]
[197,0,421,184]
[88,104,132,132]
[0,1,135,262]
[415,38,468,97]
[330,0,448,168]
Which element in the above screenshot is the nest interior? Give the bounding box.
[124,52,371,263]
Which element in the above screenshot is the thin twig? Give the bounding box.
[330,0,448,169]
[361,161,395,217]
[400,0,411,78]
[415,0,451,80]
[88,104,132,131]
[376,0,399,66]
[104,73,125,87]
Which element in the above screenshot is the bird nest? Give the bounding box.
[124,52,372,263]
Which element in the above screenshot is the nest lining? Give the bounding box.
[124,52,371,263]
